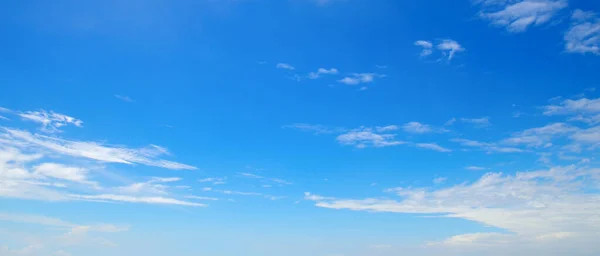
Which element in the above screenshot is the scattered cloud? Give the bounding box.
[416,143,452,153]
[114,95,134,103]
[565,11,600,55]
[502,123,579,147]
[283,123,343,134]
[338,73,383,85]
[19,110,83,133]
[460,117,491,127]
[476,0,568,33]
[337,127,405,148]
[445,118,457,126]
[308,68,339,79]
[414,40,433,56]
[238,172,292,186]
[437,39,465,61]
[185,195,219,201]
[375,125,399,132]
[198,177,226,185]
[452,138,524,153]
[466,166,488,171]
[276,63,295,70]
[402,122,448,134]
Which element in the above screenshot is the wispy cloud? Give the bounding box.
[414,40,433,56]
[283,123,343,134]
[70,194,205,207]
[437,39,465,61]
[198,177,226,185]
[416,143,452,153]
[402,122,448,134]
[19,110,83,133]
[565,10,600,55]
[466,166,488,171]
[308,68,339,79]
[276,63,295,70]
[114,94,134,103]
[476,0,568,33]
[338,73,383,86]
[460,117,491,128]
[337,127,405,148]
[452,138,524,153]
[306,165,600,249]
[3,128,195,170]
[239,172,292,185]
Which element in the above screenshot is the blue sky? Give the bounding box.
[1,0,600,255]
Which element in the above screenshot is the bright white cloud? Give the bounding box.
[33,163,94,186]
[437,40,465,61]
[306,165,600,249]
[19,110,83,133]
[185,195,219,201]
[414,40,433,56]
[276,63,295,70]
[477,0,568,33]
[2,128,196,170]
[416,143,452,153]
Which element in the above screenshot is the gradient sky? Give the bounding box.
[1,0,600,256]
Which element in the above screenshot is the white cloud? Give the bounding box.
[69,194,205,207]
[33,163,95,186]
[416,143,452,153]
[565,10,600,55]
[445,118,457,126]
[452,138,524,153]
[502,123,579,147]
[306,165,600,249]
[19,110,83,133]
[437,40,465,61]
[198,177,226,185]
[460,117,491,127]
[402,122,433,133]
[185,195,219,201]
[338,73,382,85]
[376,125,399,132]
[477,0,568,33]
[466,166,488,171]
[414,40,433,56]
[337,127,405,148]
[276,63,295,70]
[2,128,196,170]
[114,94,134,102]
[308,68,339,79]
